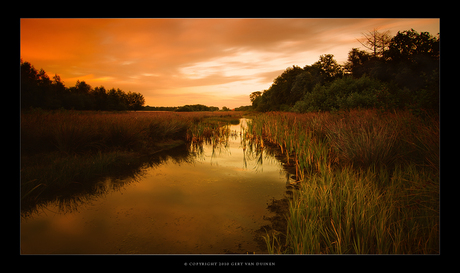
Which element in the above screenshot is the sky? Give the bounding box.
[20,18,440,109]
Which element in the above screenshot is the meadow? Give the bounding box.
[21,109,242,212]
[245,109,439,254]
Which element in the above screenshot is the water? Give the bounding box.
[21,118,293,254]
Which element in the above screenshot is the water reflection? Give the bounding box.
[21,118,295,254]
[21,144,193,218]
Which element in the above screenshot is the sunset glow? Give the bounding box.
[20,18,440,109]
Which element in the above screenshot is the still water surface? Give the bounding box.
[21,119,293,254]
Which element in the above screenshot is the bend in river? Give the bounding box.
[21,118,296,254]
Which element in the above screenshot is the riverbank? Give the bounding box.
[246,109,439,254]
[21,109,243,214]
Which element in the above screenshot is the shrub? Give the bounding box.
[294,75,385,112]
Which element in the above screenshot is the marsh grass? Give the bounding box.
[279,165,438,254]
[247,109,439,254]
[21,110,198,156]
[21,109,243,212]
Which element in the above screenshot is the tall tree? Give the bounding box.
[312,54,343,83]
[20,61,39,108]
[270,65,304,107]
[386,29,439,63]
[91,86,108,110]
[249,91,262,103]
[358,29,391,58]
[250,91,264,110]
[126,91,145,111]
[344,48,371,77]
[73,80,92,94]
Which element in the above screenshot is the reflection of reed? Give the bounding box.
[188,120,231,160]
[26,118,294,217]
[21,145,192,218]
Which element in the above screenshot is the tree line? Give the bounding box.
[20,60,145,111]
[250,29,439,114]
[143,104,228,112]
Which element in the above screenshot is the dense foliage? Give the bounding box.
[20,60,145,111]
[251,29,439,114]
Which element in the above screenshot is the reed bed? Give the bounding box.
[21,109,243,211]
[21,110,205,156]
[246,109,439,254]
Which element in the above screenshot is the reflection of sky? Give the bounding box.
[21,119,289,254]
[196,122,282,173]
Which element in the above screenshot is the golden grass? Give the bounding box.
[246,109,439,254]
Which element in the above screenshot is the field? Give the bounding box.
[245,109,439,254]
[20,109,242,213]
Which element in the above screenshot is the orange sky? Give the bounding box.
[20,18,439,109]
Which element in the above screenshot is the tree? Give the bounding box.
[312,54,343,83]
[20,60,149,111]
[107,88,128,110]
[126,91,145,111]
[91,86,108,110]
[52,74,66,93]
[21,61,40,108]
[290,71,315,101]
[386,29,439,64]
[73,80,92,94]
[344,48,371,77]
[250,91,262,103]
[37,69,52,90]
[269,65,304,107]
[251,92,264,110]
[386,29,439,112]
[175,104,216,112]
[357,29,391,59]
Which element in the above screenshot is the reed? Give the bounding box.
[277,165,438,254]
[21,109,243,210]
[248,109,439,254]
[21,110,243,156]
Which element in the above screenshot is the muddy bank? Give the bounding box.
[254,197,291,253]
[249,141,299,254]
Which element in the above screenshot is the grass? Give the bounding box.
[21,109,243,213]
[284,165,438,254]
[245,109,439,254]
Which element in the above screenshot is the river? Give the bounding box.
[20,118,294,254]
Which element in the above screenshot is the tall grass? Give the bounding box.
[21,109,243,212]
[284,165,438,254]
[21,110,200,156]
[247,109,439,254]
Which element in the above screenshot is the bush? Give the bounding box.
[294,76,385,112]
[292,100,310,113]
